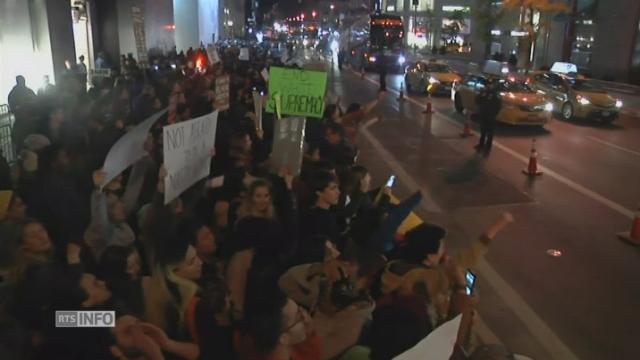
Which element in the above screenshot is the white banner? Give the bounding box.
[163,111,218,204]
[101,109,167,189]
[270,117,306,176]
[239,47,250,61]
[393,314,461,360]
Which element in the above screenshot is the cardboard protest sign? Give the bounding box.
[207,45,220,64]
[270,117,306,176]
[163,111,218,204]
[266,67,327,118]
[214,75,230,111]
[101,109,167,188]
[239,48,250,61]
[393,315,462,360]
[252,91,263,131]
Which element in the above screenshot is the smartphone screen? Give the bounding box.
[465,270,476,295]
[385,175,396,188]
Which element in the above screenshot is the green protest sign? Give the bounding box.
[266,67,327,118]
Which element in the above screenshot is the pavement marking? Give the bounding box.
[346,68,583,360]
[351,68,635,220]
[475,259,579,360]
[585,135,640,158]
[359,124,443,214]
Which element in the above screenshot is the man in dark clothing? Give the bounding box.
[300,171,342,249]
[378,52,387,91]
[7,75,36,113]
[319,122,356,172]
[475,81,502,153]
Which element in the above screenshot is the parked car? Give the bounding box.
[404,60,461,95]
[528,63,623,123]
[452,74,553,126]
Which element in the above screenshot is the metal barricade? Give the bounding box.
[0,104,15,164]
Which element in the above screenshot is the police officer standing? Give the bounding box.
[378,50,387,91]
[475,79,502,153]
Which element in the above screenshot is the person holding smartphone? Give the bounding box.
[379,212,515,327]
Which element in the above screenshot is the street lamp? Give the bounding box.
[330,4,334,11]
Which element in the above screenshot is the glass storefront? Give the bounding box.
[631,18,640,84]
[570,0,598,69]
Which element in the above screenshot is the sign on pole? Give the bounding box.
[163,111,219,204]
[266,67,327,118]
[214,75,230,111]
[270,117,306,176]
[101,109,167,189]
[252,91,263,131]
[131,6,148,67]
[207,45,220,64]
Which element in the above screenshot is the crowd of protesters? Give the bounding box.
[0,41,519,360]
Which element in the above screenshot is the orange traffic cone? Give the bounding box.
[523,139,543,176]
[617,206,640,245]
[422,94,434,114]
[460,112,472,137]
[398,82,405,102]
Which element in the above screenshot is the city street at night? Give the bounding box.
[1,0,640,359]
[329,63,640,360]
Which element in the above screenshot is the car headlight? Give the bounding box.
[398,56,406,65]
[578,96,591,105]
[369,56,376,62]
[615,100,623,108]
[544,103,553,112]
[428,76,440,84]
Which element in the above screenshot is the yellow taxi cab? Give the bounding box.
[528,62,623,123]
[452,71,553,126]
[404,59,461,95]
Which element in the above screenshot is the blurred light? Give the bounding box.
[511,30,527,37]
[227,20,234,26]
[545,103,554,112]
[164,24,176,30]
[577,96,590,105]
[616,100,623,108]
[397,55,405,64]
[369,56,377,62]
[330,4,335,10]
[312,10,317,18]
[491,30,501,36]
[302,39,308,46]
[428,76,440,84]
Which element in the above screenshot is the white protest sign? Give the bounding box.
[239,47,250,61]
[252,91,263,131]
[270,117,306,176]
[261,68,269,82]
[101,109,167,189]
[393,314,462,360]
[207,45,220,64]
[215,75,230,111]
[163,111,218,204]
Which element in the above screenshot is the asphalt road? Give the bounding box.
[327,65,640,360]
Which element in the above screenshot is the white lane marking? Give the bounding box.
[359,125,443,213]
[585,135,640,158]
[475,259,579,360]
[346,68,582,360]
[351,68,635,219]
